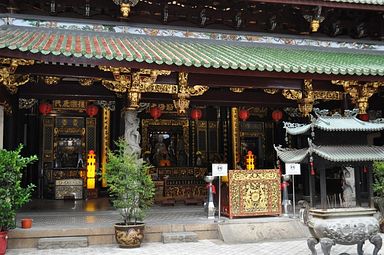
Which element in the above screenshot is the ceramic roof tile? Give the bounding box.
[313,145,384,162]
[0,25,383,76]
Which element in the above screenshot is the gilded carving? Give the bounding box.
[313,91,343,100]
[53,100,87,111]
[101,108,110,188]
[19,98,38,109]
[188,85,209,96]
[43,76,60,85]
[79,78,96,86]
[282,89,302,100]
[230,87,245,93]
[102,78,130,93]
[231,107,240,168]
[263,88,279,94]
[139,83,178,94]
[332,80,384,114]
[282,80,342,117]
[0,58,34,94]
[228,169,281,217]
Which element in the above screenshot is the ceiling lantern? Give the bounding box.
[150,106,162,120]
[86,104,99,117]
[272,109,283,122]
[39,102,52,115]
[191,108,202,120]
[238,109,250,121]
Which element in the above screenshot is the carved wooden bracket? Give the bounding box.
[332,80,384,114]
[100,67,209,111]
[0,58,34,94]
[283,79,343,117]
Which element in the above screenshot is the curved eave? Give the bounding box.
[0,26,383,77]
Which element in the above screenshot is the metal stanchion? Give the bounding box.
[204,176,215,219]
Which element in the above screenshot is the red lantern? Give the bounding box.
[238,109,250,121]
[150,106,162,119]
[86,104,99,117]
[39,102,52,115]
[359,114,369,121]
[191,108,202,120]
[272,110,283,122]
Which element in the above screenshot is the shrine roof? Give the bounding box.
[284,109,384,135]
[312,144,384,162]
[274,146,309,163]
[0,15,383,76]
[275,143,384,163]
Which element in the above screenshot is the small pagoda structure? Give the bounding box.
[275,108,384,209]
[275,108,384,255]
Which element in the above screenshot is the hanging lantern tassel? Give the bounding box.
[206,183,216,194]
[310,156,315,176]
[277,159,282,176]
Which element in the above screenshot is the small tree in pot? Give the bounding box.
[0,145,37,254]
[105,138,155,248]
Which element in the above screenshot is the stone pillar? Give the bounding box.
[124,109,141,155]
[0,105,3,149]
[342,166,356,207]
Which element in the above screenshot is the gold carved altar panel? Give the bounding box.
[226,169,281,218]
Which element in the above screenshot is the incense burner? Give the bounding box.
[307,207,382,255]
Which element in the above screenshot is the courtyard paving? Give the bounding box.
[7,237,383,255]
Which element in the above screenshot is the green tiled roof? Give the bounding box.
[284,115,384,135]
[275,144,384,163]
[324,0,384,4]
[0,25,383,76]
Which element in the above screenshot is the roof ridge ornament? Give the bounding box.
[344,109,359,117]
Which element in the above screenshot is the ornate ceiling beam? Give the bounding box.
[100,67,208,111]
[282,79,343,117]
[332,80,384,114]
[172,72,209,115]
[0,58,34,94]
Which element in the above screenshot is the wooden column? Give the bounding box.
[320,167,327,209]
[309,165,316,208]
[367,163,374,208]
[354,165,362,207]
[230,107,240,169]
[101,108,110,188]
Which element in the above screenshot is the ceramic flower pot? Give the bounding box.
[21,218,33,229]
[0,231,8,255]
[114,223,145,248]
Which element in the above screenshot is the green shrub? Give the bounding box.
[373,161,384,198]
[104,138,155,224]
[0,145,37,231]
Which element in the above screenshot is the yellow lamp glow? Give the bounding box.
[245,150,255,171]
[87,150,96,189]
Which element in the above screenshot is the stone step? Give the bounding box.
[162,232,198,243]
[38,237,88,249]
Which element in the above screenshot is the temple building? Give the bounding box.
[0,0,383,205]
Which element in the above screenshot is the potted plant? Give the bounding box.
[373,161,384,232]
[104,138,155,248]
[0,145,37,255]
